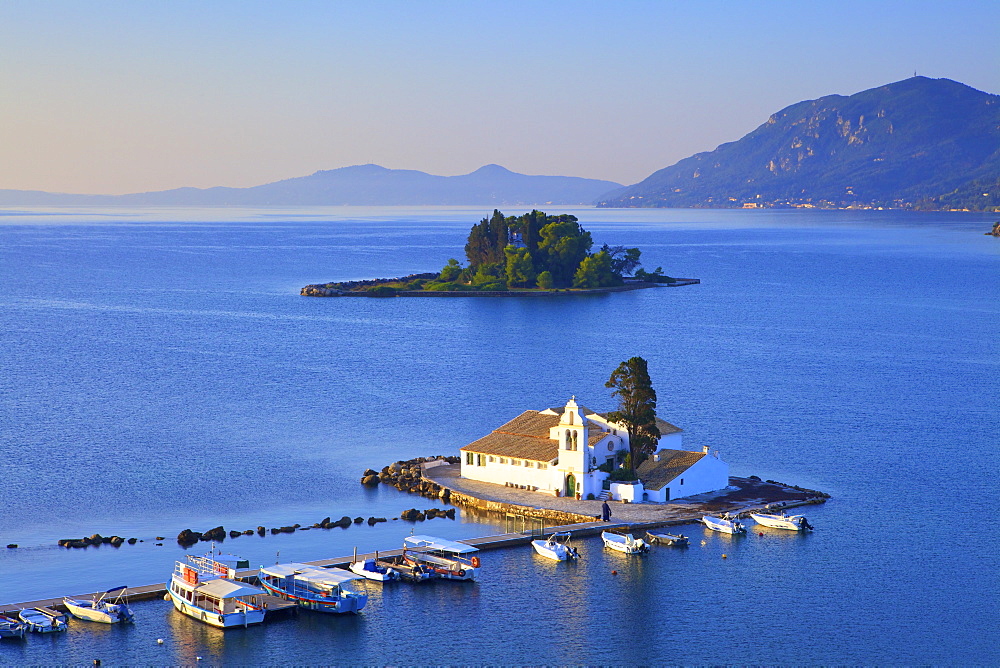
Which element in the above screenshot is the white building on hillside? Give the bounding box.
[459,397,728,502]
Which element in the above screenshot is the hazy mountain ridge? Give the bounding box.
[0,164,622,207]
[598,77,1000,209]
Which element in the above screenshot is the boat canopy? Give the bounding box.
[403,535,479,554]
[259,563,361,585]
[195,579,265,599]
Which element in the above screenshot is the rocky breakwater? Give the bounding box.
[302,273,439,297]
[361,455,460,502]
[58,533,137,549]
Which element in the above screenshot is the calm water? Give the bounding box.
[1,206,997,664]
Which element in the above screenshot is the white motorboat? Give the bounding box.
[167,553,266,628]
[64,585,135,623]
[601,530,649,554]
[531,532,580,561]
[645,530,690,547]
[349,549,400,582]
[19,608,67,633]
[750,512,814,531]
[402,535,480,581]
[702,513,747,534]
[0,614,26,639]
[259,563,367,613]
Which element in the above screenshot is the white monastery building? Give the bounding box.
[459,397,728,503]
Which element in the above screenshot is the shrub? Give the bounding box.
[476,281,507,291]
[367,285,398,297]
[586,493,595,500]
[536,271,554,289]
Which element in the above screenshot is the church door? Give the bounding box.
[566,473,576,498]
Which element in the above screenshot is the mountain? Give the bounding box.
[598,77,1000,209]
[0,164,622,206]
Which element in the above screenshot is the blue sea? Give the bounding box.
[1,206,997,665]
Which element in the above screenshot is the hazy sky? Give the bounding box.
[2,0,998,194]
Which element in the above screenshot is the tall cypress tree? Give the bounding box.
[605,356,661,469]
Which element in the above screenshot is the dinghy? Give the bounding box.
[750,512,814,531]
[531,532,580,561]
[601,530,649,554]
[702,513,747,534]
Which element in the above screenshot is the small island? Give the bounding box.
[987,222,1000,236]
[302,210,698,297]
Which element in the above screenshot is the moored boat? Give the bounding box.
[64,585,135,623]
[167,553,266,628]
[258,563,367,613]
[402,535,480,581]
[349,549,400,582]
[750,512,814,531]
[0,615,26,639]
[645,530,690,547]
[531,532,580,561]
[601,530,649,554]
[19,608,67,633]
[702,513,747,534]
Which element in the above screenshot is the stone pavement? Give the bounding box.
[421,463,818,526]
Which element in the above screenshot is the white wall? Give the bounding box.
[461,454,555,491]
[661,453,729,500]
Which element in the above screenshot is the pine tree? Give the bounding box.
[605,356,660,469]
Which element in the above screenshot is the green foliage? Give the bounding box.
[404,279,426,290]
[602,245,643,276]
[366,285,398,297]
[476,281,507,291]
[536,270,554,289]
[471,262,504,287]
[439,258,463,282]
[573,250,619,288]
[606,356,661,464]
[464,209,509,267]
[635,267,675,283]
[504,246,536,288]
[538,219,592,287]
[608,467,638,482]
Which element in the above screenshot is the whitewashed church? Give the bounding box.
[459,397,728,503]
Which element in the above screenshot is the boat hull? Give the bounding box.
[18,610,67,633]
[63,598,132,624]
[168,588,265,628]
[702,516,747,534]
[646,531,689,547]
[0,618,26,639]
[258,579,367,614]
[349,560,398,582]
[601,532,648,554]
[750,513,807,530]
[531,541,569,561]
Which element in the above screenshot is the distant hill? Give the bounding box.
[598,77,1000,210]
[0,164,622,207]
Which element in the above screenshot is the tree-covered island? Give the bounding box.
[302,210,696,297]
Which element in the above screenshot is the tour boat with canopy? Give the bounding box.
[63,585,135,624]
[258,563,368,613]
[402,535,480,581]
[167,553,266,628]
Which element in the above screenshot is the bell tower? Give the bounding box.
[555,396,589,476]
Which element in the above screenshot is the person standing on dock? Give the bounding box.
[602,501,611,522]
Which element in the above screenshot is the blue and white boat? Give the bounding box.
[349,549,400,582]
[168,553,266,628]
[702,513,747,534]
[258,563,368,613]
[19,608,67,633]
[0,615,26,639]
[402,535,480,581]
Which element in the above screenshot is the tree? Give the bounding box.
[536,270,554,289]
[605,356,660,468]
[504,246,536,288]
[439,258,462,282]
[572,250,617,288]
[537,219,592,286]
[601,244,642,276]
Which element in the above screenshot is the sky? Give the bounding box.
[2,0,999,195]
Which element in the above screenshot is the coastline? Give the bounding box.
[301,278,699,297]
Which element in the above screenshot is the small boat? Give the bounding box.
[0,615,26,639]
[702,513,747,534]
[63,585,135,623]
[349,549,400,582]
[750,512,814,531]
[19,608,67,633]
[167,553,266,628]
[531,532,580,561]
[645,530,690,547]
[372,554,434,582]
[402,535,480,581]
[258,563,367,613]
[601,530,649,554]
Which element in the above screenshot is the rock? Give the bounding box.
[257,526,266,536]
[439,488,451,501]
[101,536,113,544]
[320,517,331,527]
[229,530,242,539]
[90,533,104,544]
[6,544,17,549]
[361,474,380,486]
[110,536,124,547]
[363,468,378,477]
[415,512,426,521]
[280,526,295,534]
[353,517,364,524]
[70,540,88,548]
[445,508,456,519]
[400,509,419,521]
[243,529,254,535]
[201,526,226,542]
[156,537,165,541]
[127,538,138,545]
[177,529,202,546]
